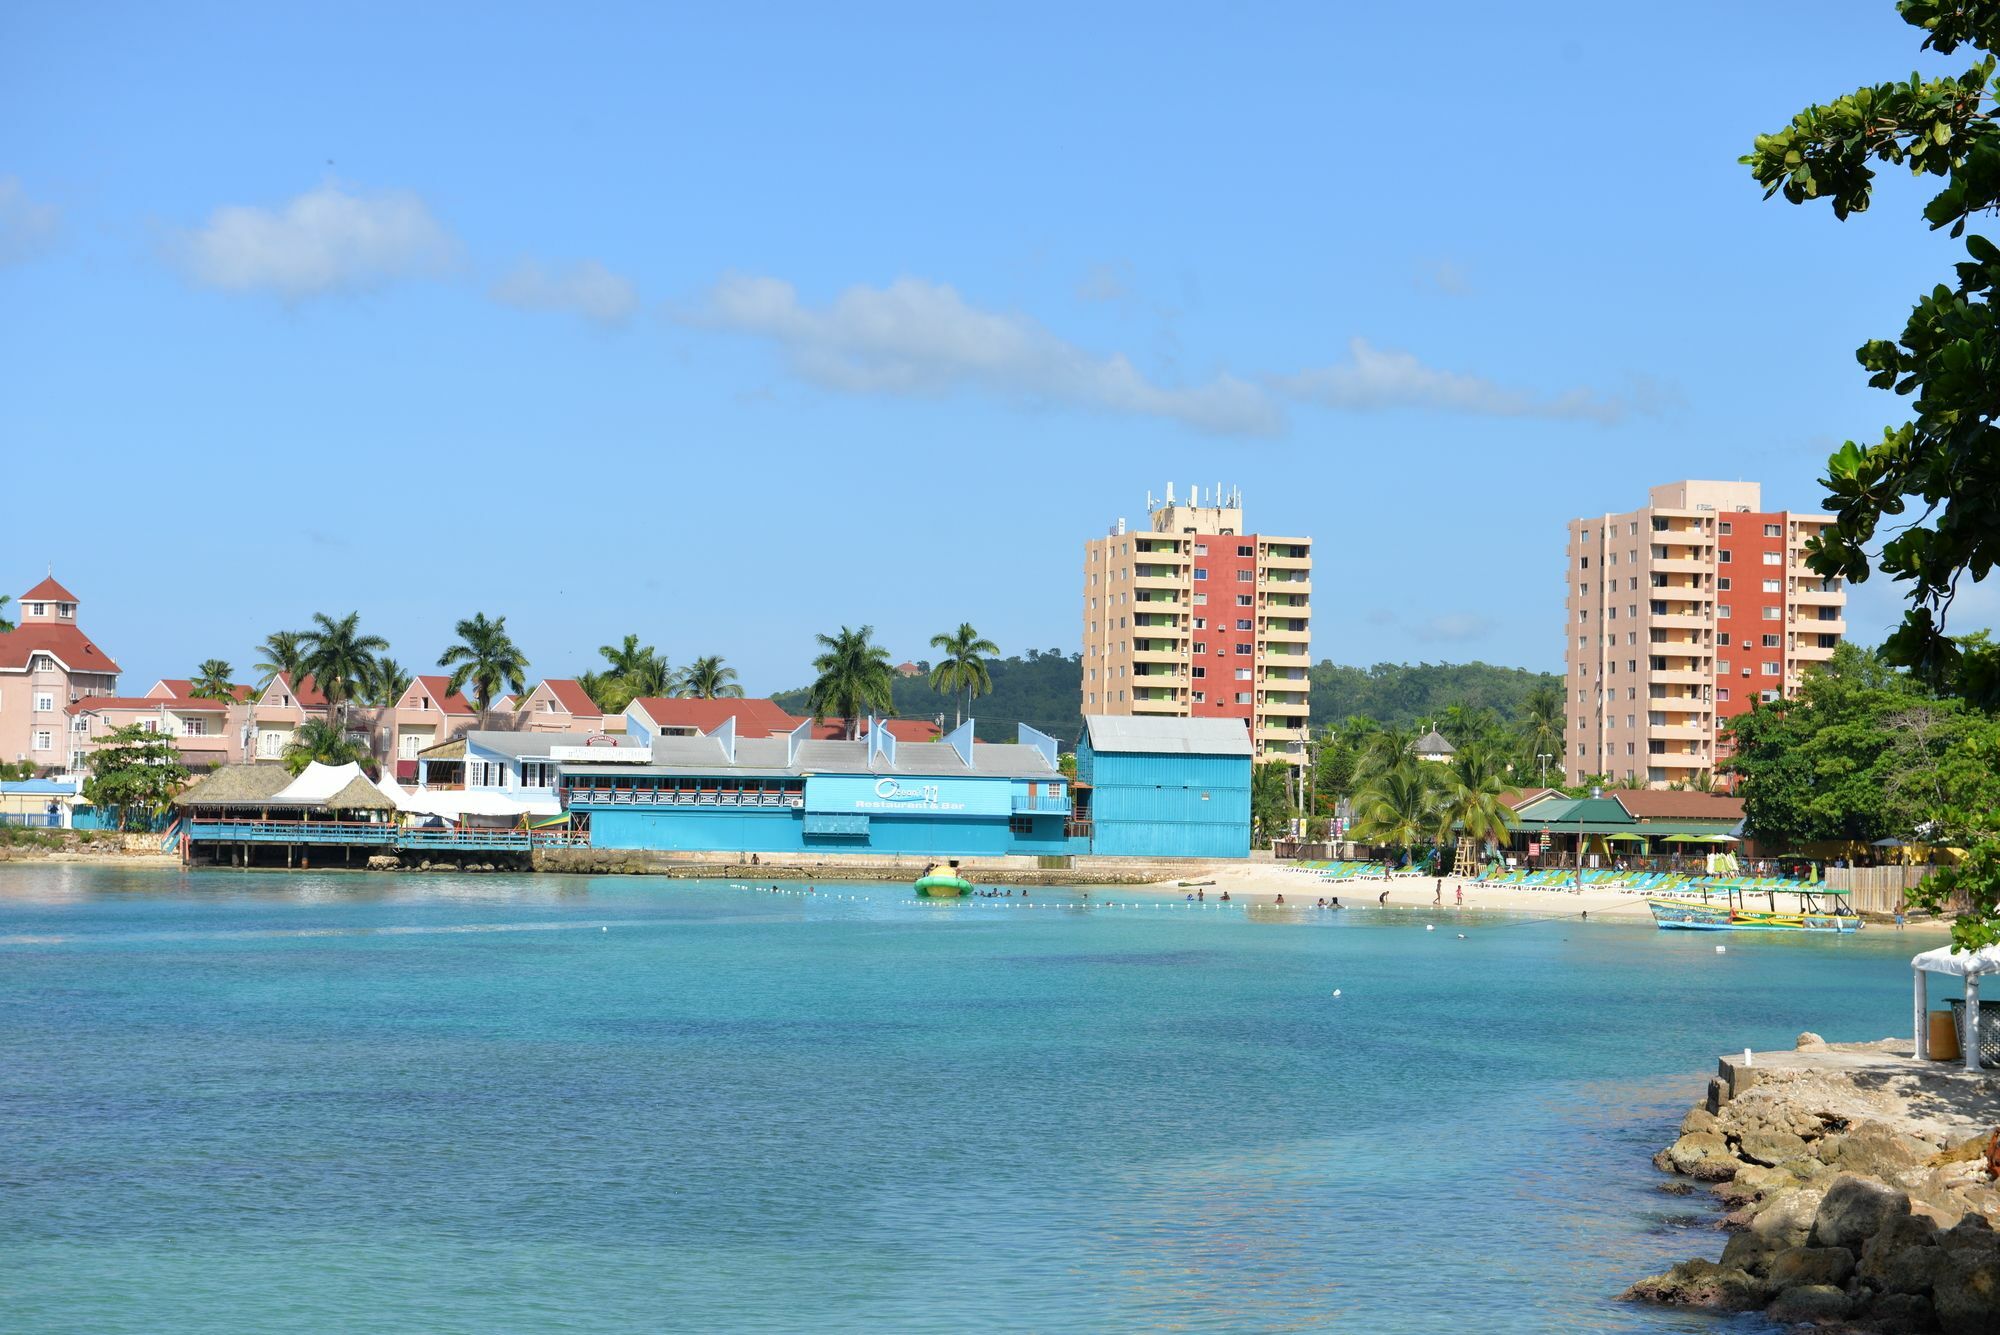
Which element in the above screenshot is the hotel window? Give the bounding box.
[33,692,53,713]
[1191,691,1205,703]
[1192,594,1206,606]
[1236,619,1252,631]
[1236,570,1253,582]
[1762,579,1781,592]
[1719,659,1732,674]
[1762,689,1780,702]
[1718,522,1732,535]
[1192,618,1205,629]
[1606,607,1617,621]
[1761,635,1780,648]
[1579,556,1589,569]
[1762,607,1780,620]
[1193,644,1205,655]
[1237,545,1253,558]
[1761,662,1780,676]
[1579,609,1589,622]
[1717,688,1731,701]
[1764,524,1782,537]
[70,716,88,733]
[1236,668,1253,681]
[1718,633,1730,646]
[32,730,52,751]
[1236,595,1253,607]
[1192,666,1206,678]
[58,604,72,619]
[1762,552,1782,565]
[1718,551,1731,563]
[1718,577,1731,590]
[1235,693,1251,704]
[185,719,206,737]
[1578,582,1589,595]
[1607,552,1618,566]
[27,602,44,616]
[1718,605,1731,619]
[1193,543,1207,556]
[1235,644,1252,656]
[1192,568,1208,581]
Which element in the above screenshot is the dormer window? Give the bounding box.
[57,603,72,619]
[26,602,45,617]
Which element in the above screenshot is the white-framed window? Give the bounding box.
[26,602,45,617]
[184,719,206,737]
[258,731,284,758]
[1762,579,1781,592]
[1764,524,1782,537]
[1761,662,1780,676]
[1762,607,1781,620]
[1192,594,1206,606]
[58,603,72,619]
[521,761,556,789]
[1761,635,1780,648]
[68,749,85,770]
[1762,552,1782,565]
[1235,668,1252,680]
[70,716,88,733]
[1235,692,1252,704]
[33,692,53,713]
[32,730,53,752]
[1191,691,1205,703]
[1236,595,1253,607]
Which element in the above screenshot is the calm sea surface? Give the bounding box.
[0,865,1922,1333]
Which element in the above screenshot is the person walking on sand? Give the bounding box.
[1378,890,1389,906]
[1433,878,1443,906]
[1895,910,1906,930]
[1455,885,1463,908]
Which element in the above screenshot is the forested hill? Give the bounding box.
[772,650,1087,746]
[1309,661,1562,731]
[771,653,1560,749]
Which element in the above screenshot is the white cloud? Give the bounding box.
[685,272,1281,437]
[1412,612,1498,644]
[0,177,59,265]
[491,258,638,326]
[170,182,456,298]
[1277,337,1632,424]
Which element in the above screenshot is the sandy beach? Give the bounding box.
[1142,861,1952,931]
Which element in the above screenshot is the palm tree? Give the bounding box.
[577,669,620,713]
[623,652,674,701]
[1517,683,1566,784]
[1435,747,1519,865]
[1355,725,1418,782]
[679,655,743,699]
[807,625,895,738]
[190,659,237,701]
[927,623,1000,728]
[298,612,388,729]
[1349,762,1441,853]
[253,630,308,689]
[0,593,12,633]
[591,635,668,711]
[439,612,529,717]
[365,657,413,708]
[597,634,657,681]
[280,718,371,776]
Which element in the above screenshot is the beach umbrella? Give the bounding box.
[1604,832,1645,842]
[1662,833,1707,844]
[1699,834,1739,844]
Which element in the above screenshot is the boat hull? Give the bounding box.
[1647,898,1862,933]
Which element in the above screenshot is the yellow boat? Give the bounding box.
[914,861,973,898]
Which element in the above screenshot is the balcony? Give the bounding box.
[1648,668,1709,685]
[1012,792,1073,815]
[1258,694,1309,712]
[1650,751,1713,768]
[1258,624,1310,643]
[1131,697,1187,715]
[1133,571,1186,591]
[1790,586,1843,605]
[1790,615,1846,634]
[1651,613,1711,631]
[1131,645,1185,663]
[1651,724,1710,741]
[1258,551,1311,570]
[1258,576,1312,596]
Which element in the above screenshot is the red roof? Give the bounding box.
[0,623,122,674]
[811,717,940,742]
[20,575,77,603]
[629,697,802,738]
[413,675,476,715]
[1614,791,1746,822]
[263,672,328,709]
[68,695,228,715]
[541,678,601,717]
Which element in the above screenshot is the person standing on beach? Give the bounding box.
[1378,890,1389,906]
[1455,885,1463,907]
[1433,878,1442,906]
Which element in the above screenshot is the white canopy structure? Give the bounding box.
[1911,944,2000,1071]
[270,762,371,806]
[375,777,561,823]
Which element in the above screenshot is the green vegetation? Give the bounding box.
[776,648,1083,743]
[679,655,743,700]
[805,626,896,739]
[280,718,372,775]
[1340,744,1519,865]
[300,612,387,727]
[253,630,307,690]
[927,623,999,729]
[1744,2,2000,696]
[1309,660,1563,735]
[438,612,528,716]
[365,657,413,708]
[1741,3,2000,945]
[0,592,12,633]
[81,724,189,831]
[190,659,237,702]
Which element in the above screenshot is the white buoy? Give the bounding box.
[1716,945,1727,953]
[1425,924,1436,932]
[602,926,608,932]
[1332,989,1342,998]
[1456,933,1466,939]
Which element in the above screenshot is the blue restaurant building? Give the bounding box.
[1074,715,1253,859]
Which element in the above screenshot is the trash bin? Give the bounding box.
[1929,1009,1962,1062]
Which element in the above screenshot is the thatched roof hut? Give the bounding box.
[322,775,397,813]
[173,764,295,809]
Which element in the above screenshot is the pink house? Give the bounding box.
[0,576,121,773]
[381,675,477,779]
[514,679,615,734]
[248,671,331,762]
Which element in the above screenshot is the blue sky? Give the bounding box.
[3,2,1989,693]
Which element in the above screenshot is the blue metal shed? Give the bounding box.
[1076,716,1253,858]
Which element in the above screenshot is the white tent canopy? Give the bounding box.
[271,762,371,806]
[376,777,561,821]
[1911,944,2000,1071]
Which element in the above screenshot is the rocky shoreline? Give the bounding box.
[1625,1034,2000,1332]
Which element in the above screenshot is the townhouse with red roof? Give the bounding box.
[0,576,121,772]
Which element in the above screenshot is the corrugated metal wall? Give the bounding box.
[1081,745,1250,858]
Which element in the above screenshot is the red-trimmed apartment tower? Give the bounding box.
[1562,481,1846,790]
[1082,485,1312,764]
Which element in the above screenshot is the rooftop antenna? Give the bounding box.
[1165,481,1176,505]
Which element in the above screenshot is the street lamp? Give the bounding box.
[1577,784,1599,894]
[1537,752,1551,785]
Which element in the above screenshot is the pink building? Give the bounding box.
[515,679,613,734]
[380,675,477,779]
[0,576,121,773]
[67,676,259,772]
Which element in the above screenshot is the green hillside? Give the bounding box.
[772,650,1086,746]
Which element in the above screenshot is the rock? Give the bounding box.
[1934,1258,2000,1335]
[1827,1121,1939,1181]
[1812,1174,1913,1250]
[1682,1105,1724,1137]
[1797,1031,1829,1050]
[1854,1290,1938,1334]
[1668,1132,1739,1180]
[1730,1163,1797,1198]
[1754,1186,1829,1248]
[1741,1130,1815,1168]
[1766,1282,1853,1323]
[1929,1132,1996,1168]
[1620,1259,1768,1311]
[1860,1213,1944,1296]
[1707,1076,1728,1115]
[1657,1180,1695,1196]
[1767,1245,1857,1290]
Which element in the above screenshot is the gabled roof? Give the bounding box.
[1083,715,1254,757]
[0,623,122,674]
[628,697,801,738]
[261,672,328,709]
[1613,791,1745,822]
[173,764,295,808]
[20,575,77,603]
[151,679,254,704]
[412,675,476,715]
[810,717,939,742]
[1500,787,1560,811]
[539,678,601,717]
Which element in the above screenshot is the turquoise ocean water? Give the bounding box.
[0,865,1924,1333]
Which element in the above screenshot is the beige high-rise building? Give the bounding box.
[1082,486,1311,763]
[1563,480,1846,789]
